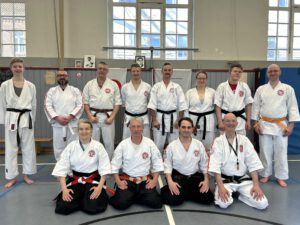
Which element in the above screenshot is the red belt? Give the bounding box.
[119,173,152,184]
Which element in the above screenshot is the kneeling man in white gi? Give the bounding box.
[209,113,268,209]
[109,117,164,210]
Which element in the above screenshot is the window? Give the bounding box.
[110,0,192,60]
[267,0,300,60]
[0,2,26,57]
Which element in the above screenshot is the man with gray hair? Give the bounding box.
[109,117,164,210]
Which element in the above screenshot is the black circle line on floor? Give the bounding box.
[79,209,283,225]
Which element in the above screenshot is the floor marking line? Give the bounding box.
[158,175,176,225]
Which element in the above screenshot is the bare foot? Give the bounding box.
[277,179,287,188]
[24,175,34,185]
[4,179,17,188]
[260,177,269,183]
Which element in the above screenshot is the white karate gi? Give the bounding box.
[121,81,151,139]
[0,79,37,179]
[209,134,268,209]
[111,137,164,177]
[148,81,187,152]
[52,139,111,177]
[164,138,208,175]
[252,82,300,180]
[215,81,253,134]
[44,84,83,161]
[83,78,122,159]
[185,87,216,149]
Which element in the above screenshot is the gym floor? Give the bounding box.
[0,154,299,225]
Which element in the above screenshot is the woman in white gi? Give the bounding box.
[185,71,216,150]
[52,119,111,215]
[0,58,37,188]
[161,117,214,206]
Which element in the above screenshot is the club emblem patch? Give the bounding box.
[170,88,174,93]
[142,152,149,159]
[240,145,243,153]
[105,88,111,94]
[277,90,284,96]
[194,150,200,157]
[88,150,96,157]
[239,91,244,97]
[144,91,149,96]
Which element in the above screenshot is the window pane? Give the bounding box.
[151,21,160,33]
[166,50,176,59]
[141,35,150,47]
[166,35,176,47]
[113,20,124,33]
[278,11,289,23]
[166,0,177,4]
[125,34,135,46]
[294,24,300,36]
[124,50,136,59]
[177,22,187,34]
[113,0,136,3]
[141,34,160,47]
[15,44,26,57]
[295,0,300,4]
[278,0,289,7]
[1,44,14,56]
[141,21,150,33]
[2,31,14,44]
[177,8,188,21]
[277,50,287,60]
[166,21,176,34]
[125,20,136,33]
[294,12,300,23]
[293,37,300,48]
[278,24,288,36]
[292,50,300,60]
[178,0,188,4]
[267,49,276,60]
[113,34,124,46]
[141,9,150,20]
[269,0,278,7]
[268,37,277,49]
[177,50,187,59]
[113,6,124,19]
[178,35,187,47]
[15,31,26,44]
[166,8,176,20]
[125,7,136,19]
[0,3,13,16]
[151,9,160,20]
[277,37,288,48]
[150,35,160,47]
[1,17,13,30]
[113,49,125,59]
[268,23,277,35]
[14,3,25,16]
[269,10,278,23]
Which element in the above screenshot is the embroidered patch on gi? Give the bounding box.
[194,150,200,156]
[170,88,174,93]
[239,91,244,97]
[88,150,96,157]
[105,88,111,94]
[240,145,243,153]
[144,91,149,96]
[142,152,149,159]
[277,90,284,96]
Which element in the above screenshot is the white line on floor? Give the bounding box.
[158,175,176,225]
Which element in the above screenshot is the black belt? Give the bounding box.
[189,109,215,140]
[90,107,113,118]
[157,109,176,136]
[221,174,252,184]
[221,108,246,121]
[171,169,203,181]
[6,108,32,147]
[125,110,148,127]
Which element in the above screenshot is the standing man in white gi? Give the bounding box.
[252,64,300,187]
[209,113,268,210]
[215,64,253,135]
[148,62,187,152]
[121,63,151,139]
[0,58,37,188]
[161,117,214,206]
[83,62,122,159]
[44,70,83,161]
[109,117,164,210]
